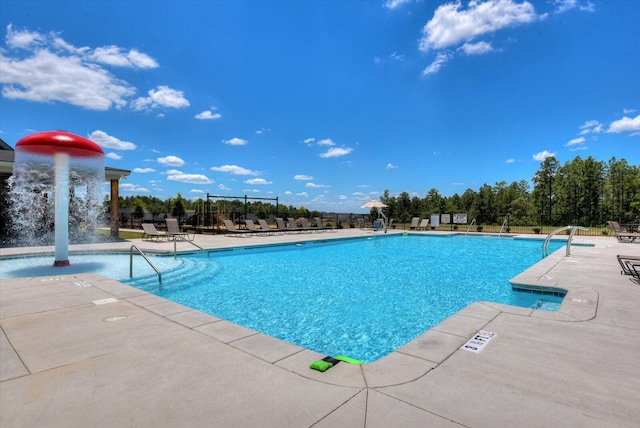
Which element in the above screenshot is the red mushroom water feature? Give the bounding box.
[14,131,104,266]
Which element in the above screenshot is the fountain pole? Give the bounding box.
[54,152,70,266]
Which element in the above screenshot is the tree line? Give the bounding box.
[379,156,638,227]
[116,155,638,228]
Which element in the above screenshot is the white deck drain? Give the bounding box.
[92,298,118,305]
[75,281,91,287]
[461,330,496,353]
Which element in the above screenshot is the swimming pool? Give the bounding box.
[0,235,566,362]
[125,234,564,362]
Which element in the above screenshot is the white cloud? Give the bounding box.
[320,147,353,158]
[211,164,258,175]
[218,184,231,191]
[552,0,594,14]
[578,119,603,134]
[133,167,156,173]
[386,163,398,169]
[458,41,494,55]
[88,130,137,150]
[607,115,640,134]
[533,150,555,161]
[131,85,189,111]
[294,174,313,180]
[0,25,165,110]
[166,169,214,184]
[88,46,158,68]
[285,190,292,195]
[1,47,134,110]
[422,52,453,76]
[105,152,121,160]
[195,109,221,120]
[245,178,271,185]
[306,183,329,188]
[157,155,185,167]
[569,145,588,152]
[120,183,150,193]
[339,195,347,200]
[623,108,636,114]
[566,136,586,146]
[317,138,335,146]
[384,0,412,9]
[190,189,205,195]
[419,0,537,52]
[506,158,516,163]
[5,24,44,49]
[296,192,309,197]
[222,137,248,146]
[303,138,316,144]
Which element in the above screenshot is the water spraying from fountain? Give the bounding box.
[10,131,105,266]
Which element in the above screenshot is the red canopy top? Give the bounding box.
[16,131,104,158]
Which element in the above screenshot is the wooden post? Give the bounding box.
[110,179,119,238]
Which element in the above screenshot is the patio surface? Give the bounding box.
[1,229,639,427]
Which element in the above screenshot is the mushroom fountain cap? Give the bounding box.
[16,131,104,158]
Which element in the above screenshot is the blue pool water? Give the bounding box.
[0,235,566,362]
[127,235,565,362]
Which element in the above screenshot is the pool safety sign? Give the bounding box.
[461,330,496,353]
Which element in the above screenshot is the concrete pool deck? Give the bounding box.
[1,230,639,427]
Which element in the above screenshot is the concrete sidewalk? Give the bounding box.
[1,231,639,427]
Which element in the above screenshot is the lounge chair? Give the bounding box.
[141,223,168,241]
[417,219,429,230]
[409,217,420,230]
[299,218,319,232]
[166,218,193,241]
[287,218,303,232]
[223,219,253,237]
[608,221,640,242]
[617,254,640,276]
[314,217,334,232]
[245,219,271,235]
[259,219,280,234]
[628,262,640,281]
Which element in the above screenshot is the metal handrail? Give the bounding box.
[130,245,162,283]
[542,226,589,258]
[498,218,508,238]
[465,218,476,236]
[173,236,209,259]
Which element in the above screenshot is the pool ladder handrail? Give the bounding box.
[498,217,508,238]
[130,245,162,283]
[173,236,209,259]
[465,218,476,236]
[542,225,589,258]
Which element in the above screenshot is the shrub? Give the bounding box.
[453,224,458,230]
[602,229,609,235]
[533,227,541,234]
[476,225,483,232]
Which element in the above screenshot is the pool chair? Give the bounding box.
[607,221,640,242]
[628,263,640,281]
[223,219,253,237]
[287,218,304,233]
[259,219,281,235]
[409,217,420,230]
[141,223,168,241]
[299,218,319,233]
[417,219,429,230]
[314,217,335,232]
[617,255,640,277]
[166,218,193,241]
[245,219,271,235]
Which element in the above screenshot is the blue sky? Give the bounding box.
[1,0,638,212]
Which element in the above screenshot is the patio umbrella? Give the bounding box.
[361,199,387,209]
